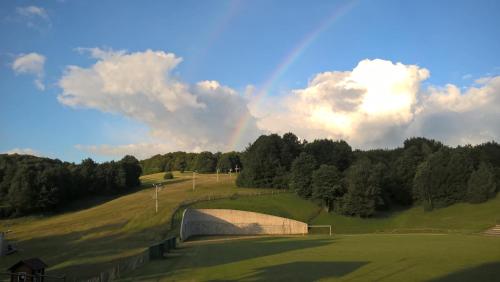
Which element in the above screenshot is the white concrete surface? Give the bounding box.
[180,209,308,240]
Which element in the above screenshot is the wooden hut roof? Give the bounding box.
[8,258,47,271]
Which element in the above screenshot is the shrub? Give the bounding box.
[163,172,174,180]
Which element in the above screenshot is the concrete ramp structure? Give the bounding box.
[180,209,308,241]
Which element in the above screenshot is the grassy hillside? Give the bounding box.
[0,172,274,279]
[190,193,321,223]
[192,193,500,234]
[122,234,500,281]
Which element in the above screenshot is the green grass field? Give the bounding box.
[192,193,500,234]
[121,234,500,281]
[2,172,499,281]
[0,172,273,279]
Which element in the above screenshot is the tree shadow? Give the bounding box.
[0,222,156,280]
[208,261,368,282]
[179,236,334,269]
[57,178,190,215]
[429,261,500,282]
[122,237,336,281]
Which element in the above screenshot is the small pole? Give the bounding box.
[217,168,219,182]
[155,184,159,213]
[192,171,196,191]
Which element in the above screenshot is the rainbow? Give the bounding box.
[226,1,357,151]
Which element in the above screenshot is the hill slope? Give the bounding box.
[0,172,273,279]
[192,193,500,234]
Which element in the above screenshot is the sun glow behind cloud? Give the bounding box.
[57,49,500,158]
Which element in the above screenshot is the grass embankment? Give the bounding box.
[122,234,500,281]
[192,193,500,234]
[0,172,274,279]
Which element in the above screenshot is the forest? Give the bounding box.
[2,133,499,218]
[139,151,242,175]
[236,134,500,217]
[0,154,142,217]
[141,133,500,217]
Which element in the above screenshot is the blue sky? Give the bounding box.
[1,0,500,162]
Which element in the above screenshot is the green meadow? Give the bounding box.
[121,234,500,282]
[191,192,500,234]
[1,172,499,281]
[0,172,272,279]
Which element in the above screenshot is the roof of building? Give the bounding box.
[8,258,47,271]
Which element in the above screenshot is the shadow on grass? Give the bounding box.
[0,222,164,280]
[187,236,334,268]
[429,262,500,282]
[51,178,189,216]
[208,261,368,282]
[122,237,336,281]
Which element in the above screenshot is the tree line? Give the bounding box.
[140,151,242,175]
[236,133,500,217]
[0,154,142,217]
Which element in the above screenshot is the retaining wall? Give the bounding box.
[180,209,308,240]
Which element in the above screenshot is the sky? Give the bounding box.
[1,0,499,163]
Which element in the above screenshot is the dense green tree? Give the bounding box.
[186,153,198,171]
[304,139,353,170]
[217,152,241,172]
[173,153,188,172]
[120,155,142,188]
[467,162,497,203]
[311,165,344,211]
[280,133,303,170]
[140,154,166,175]
[194,151,217,173]
[0,154,142,217]
[237,134,286,188]
[289,153,316,198]
[7,165,38,214]
[413,148,474,210]
[337,159,384,217]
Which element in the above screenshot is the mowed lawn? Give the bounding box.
[121,234,500,281]
[192,193,500,234]
[0,172,274,279]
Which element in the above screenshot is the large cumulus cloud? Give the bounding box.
[257,59,500,149]
[59,50,500,158]
[59,48,262,157]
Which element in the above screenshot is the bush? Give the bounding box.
[163,172,174,180]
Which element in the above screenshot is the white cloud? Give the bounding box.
[4,148,43,157]
[60,48,262,159]
[60,52,500,158]
[256,59,500,149]
[16,6,51,29]
[12,53,46,90]
[256,59,430,148]
[407,76,500,146]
